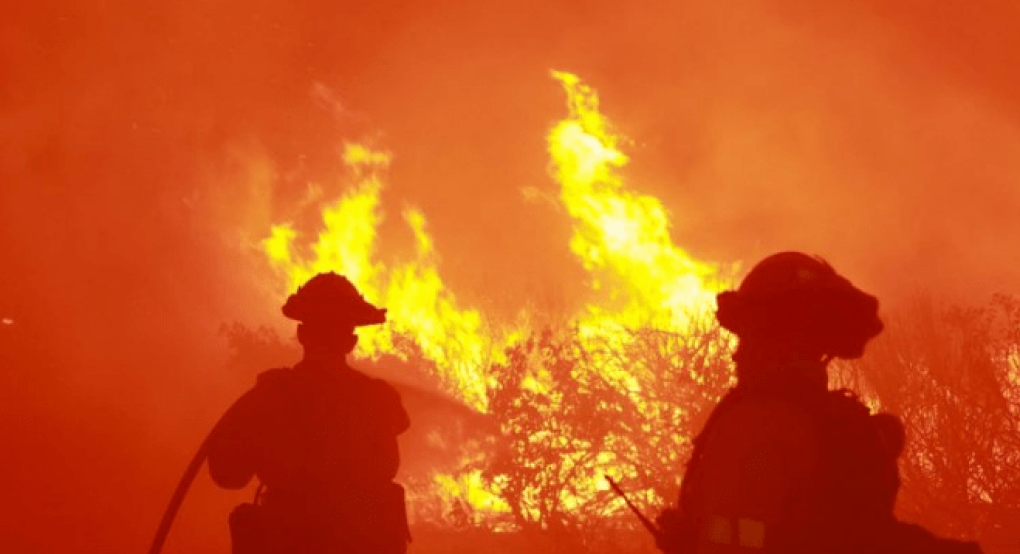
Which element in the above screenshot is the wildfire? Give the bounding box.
[549,70,723,334]
[547,69,728,401]
[259,71,727,530]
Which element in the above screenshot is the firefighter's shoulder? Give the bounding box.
[206,368,294,489]
[255,366,295,388]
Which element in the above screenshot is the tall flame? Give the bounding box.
[548,70,723,334]
[545,70,730,411]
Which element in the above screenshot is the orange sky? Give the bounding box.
[2,1,1019,552]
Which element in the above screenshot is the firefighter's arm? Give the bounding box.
[206,388,262,490]
[369,380,411,481]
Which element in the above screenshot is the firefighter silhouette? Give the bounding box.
[207,273,411,554]
[655,252,982,554]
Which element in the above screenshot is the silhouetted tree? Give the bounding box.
[219,294,1020,554]
[481,316,733,554]
[847,294,1020,550]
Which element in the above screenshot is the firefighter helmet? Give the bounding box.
[281,272,386,326]
[715,252,882,359]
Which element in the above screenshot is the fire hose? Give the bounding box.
[148,437,212,554]
[148,402,236,554]
[604,475,664,542]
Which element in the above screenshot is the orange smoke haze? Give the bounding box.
[2,1,1019,552]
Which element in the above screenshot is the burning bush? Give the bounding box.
[476,317,733,552]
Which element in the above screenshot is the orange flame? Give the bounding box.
[259,71,730,526]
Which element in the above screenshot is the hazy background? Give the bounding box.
[2,1,1019,552]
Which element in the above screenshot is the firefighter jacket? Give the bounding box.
[207,362,411,554]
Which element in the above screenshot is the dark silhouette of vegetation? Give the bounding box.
[478,316,733,554]
[845,294,1020,552]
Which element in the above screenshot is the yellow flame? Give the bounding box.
[495,70,728,521]
[263,144,386,294]
[435,469,512,521]
[262,143,499,411]
[548,70,724,334]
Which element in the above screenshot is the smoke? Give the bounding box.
[2,1,1018,552]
